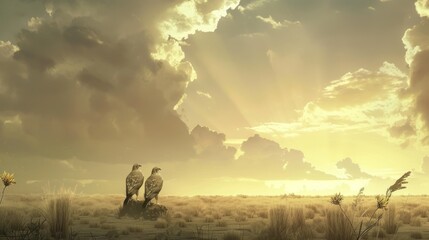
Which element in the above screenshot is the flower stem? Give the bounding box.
[339,205,357,236]
[0,186,6,206]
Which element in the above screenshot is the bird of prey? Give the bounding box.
[123,163,144,207]
[142,167,163,208]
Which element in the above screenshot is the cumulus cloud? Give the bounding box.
[415,0,429,17]
[336,158,373,179]
[251,62,413,144]
[283,148,336,180]
[0,0,238,164]
[237,134,335,180]
[237,0,276,13]
[191,125,236,161]
[256,15,300,29]
[402,3,429,145]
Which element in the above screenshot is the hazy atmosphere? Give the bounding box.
[1,0,429,196]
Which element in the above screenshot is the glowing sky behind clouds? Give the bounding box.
[0,0,429,196]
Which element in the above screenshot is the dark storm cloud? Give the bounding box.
[191,125,236,161]
[336,157,372,179]
[0,0,200,164]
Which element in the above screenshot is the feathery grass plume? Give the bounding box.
[329,171,411,240]
[0,171,16,206]
[330,193,343,206]
[352,187,364,211]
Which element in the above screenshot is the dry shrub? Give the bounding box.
[216,220,228,227]
[105,229,119,239]
[0,208,26,234]
[127,226,143,232]
[223,208,233,217]
[184,215,193,222]
[325,208,354,240]
[410,218,421,227]
[410,231,423,239]
[176,219,186,228]
[412,206,428,218]
[79,219,89,225]
[398,210,411,224]
[250,220,266,236]
[213,212,222,220]
[383,204,399,234]
[235,215,247,222]
[258,210,268,219]
[204,216,214,223]
[305,209,315,219]
[93,208,110,217]
[101,223,116,230]
[306,204,322,215]
[223,231,240,240]
[312,216,326,234]
[89,222,99,228]
[154,218,168,228]
[173,212,183,218]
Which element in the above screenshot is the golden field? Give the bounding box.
[0,194,428,240]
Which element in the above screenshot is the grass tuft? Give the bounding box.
[383,204,399,234]
[45,189,73,239]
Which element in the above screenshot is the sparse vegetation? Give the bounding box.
[410,231,423,239]
[383,204,399,234]
[0,173,421,240]
[328,171,411,240]
[223,231,240,240]
[45,189,73,239]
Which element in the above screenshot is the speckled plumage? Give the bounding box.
[143,167,163,208]
[123,164,144,206]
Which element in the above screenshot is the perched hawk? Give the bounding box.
[123,163,144,206]
[142,167,163,208]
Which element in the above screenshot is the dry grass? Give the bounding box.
[383,204,399,234]
[1,193,429,239]
[223,231,241,240]
[325,208,354,240]
[399,210,412,224]
[154,218,168,228]
[45,190,73,239]
[410,231,423,239]
[410,218,422,227]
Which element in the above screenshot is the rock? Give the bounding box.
[119,200,168,220]
[142,202,168,220]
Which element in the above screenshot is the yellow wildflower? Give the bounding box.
[1,171,16,187]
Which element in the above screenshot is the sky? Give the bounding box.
[0,0,429,196]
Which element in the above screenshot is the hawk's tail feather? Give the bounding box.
[142,198,151,208]
[123,196,131,207]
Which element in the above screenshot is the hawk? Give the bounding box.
[123,163,144,206]
[142,167,163,208]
